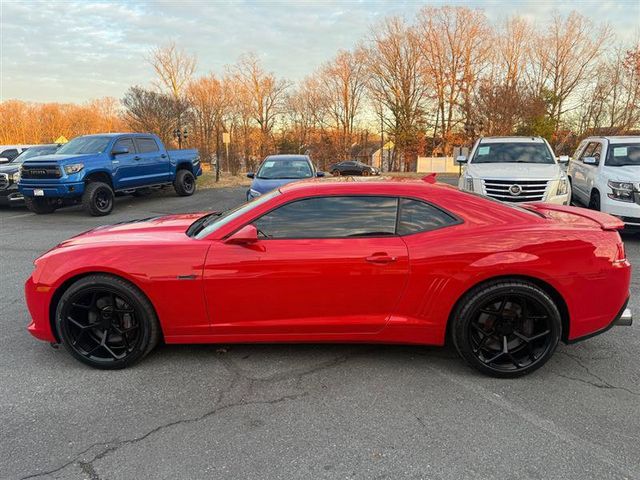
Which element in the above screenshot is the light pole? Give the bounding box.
[173,128,189,149]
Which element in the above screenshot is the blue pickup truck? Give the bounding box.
[18,133,201,216]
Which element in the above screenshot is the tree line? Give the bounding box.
[1,6,639,172]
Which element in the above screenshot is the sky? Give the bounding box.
[1,0,639,104]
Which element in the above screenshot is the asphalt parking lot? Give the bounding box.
[1,185,640,480]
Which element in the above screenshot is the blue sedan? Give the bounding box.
[246,154,324,200]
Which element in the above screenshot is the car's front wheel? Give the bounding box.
[24,196,56,214]
[55,274,160,369]
[83,181,114,216]
[451,280,561,378]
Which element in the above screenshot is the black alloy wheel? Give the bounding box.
[56,275,159,369]
[452,280,561,377]
[83,181,114,216]
[174,169,196,196]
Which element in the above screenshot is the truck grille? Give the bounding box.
[21,164,62,179]
[0,173,8,190]
[482,179,548,202]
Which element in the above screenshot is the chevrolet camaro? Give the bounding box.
[25,177,632,377]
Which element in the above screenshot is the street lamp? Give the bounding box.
[173,128,189,149]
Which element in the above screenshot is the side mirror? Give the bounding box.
[557,155,569,163]
[0,157,9,164]
[112,146,129,156]
[225,224,258,245]
[583,156,597,165]
[246,172,255,179]
[316,171,325,177]
[456,155,468,164]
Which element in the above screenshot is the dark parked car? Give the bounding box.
[329,160,379,176]
[0,144,60,207]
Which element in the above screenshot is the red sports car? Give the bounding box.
[25,177,632,377]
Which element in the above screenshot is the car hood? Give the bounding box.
[602,165,640,182]
[56,213,208,247]
[466,163,563,179]
[251,177,307,194]
[24,153,99,164]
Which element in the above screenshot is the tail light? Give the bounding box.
[613,241,627,266]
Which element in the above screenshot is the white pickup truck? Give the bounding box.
[567,136,640,227]
[457,137,570,205]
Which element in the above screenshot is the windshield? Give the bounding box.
[471,142,555,164]
[605,144,640,167]
[13,146,58,164]
[257,159,313,179]
[191,190,281,239]
[56,136,111,155]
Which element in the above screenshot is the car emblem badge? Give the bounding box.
[509,184,522,196]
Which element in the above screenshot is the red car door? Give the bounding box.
[202,195,409,336]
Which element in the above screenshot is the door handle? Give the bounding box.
[365,253,397,264]
[134,156,141,160]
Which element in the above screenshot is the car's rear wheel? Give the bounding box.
[24,196,56,214]
[174,169,196,196]
[451,280,561,378]
[55,274,160,369]
[332,170,341,177]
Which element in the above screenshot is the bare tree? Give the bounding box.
[231,53,291,157]
[366,17,429,171]
[417,6,492,153]
[318,48,369,159]
[528,12,611,131]
[187,74,227,165]
[147,41,197,99]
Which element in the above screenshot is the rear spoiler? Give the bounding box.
[525,203,624,231]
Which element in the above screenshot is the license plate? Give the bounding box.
[34,189,44,197]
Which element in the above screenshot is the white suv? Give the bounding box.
[567,136,640,226]
[457,137,570,205]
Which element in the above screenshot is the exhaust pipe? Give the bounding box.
[616,308,633,326]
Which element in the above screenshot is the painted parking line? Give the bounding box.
[3,212,35,219]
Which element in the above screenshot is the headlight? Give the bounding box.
[249,189,261,197]
[608,181,635,202]
[464,175,474,192]
[11,171,20,182]
[64,163,84,174]
[556,178,569,195]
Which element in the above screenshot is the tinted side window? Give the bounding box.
[136,138,159,153]
[397,199,458,235]
[114,138,135,154]
[254,196,398,239]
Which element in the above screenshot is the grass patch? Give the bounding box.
[199,170,251,189]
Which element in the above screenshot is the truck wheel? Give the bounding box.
[25,197,56,214]
[83,182,114,216]
[174,170,196,196]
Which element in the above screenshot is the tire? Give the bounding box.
[24,196,56,214]
[362,169,370,176]
[332,170,341,177]
[451,280,562,378]
[82,181,114,216]
[55,274,160,369]
[589,190,601,211]
[174,169,196,196]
